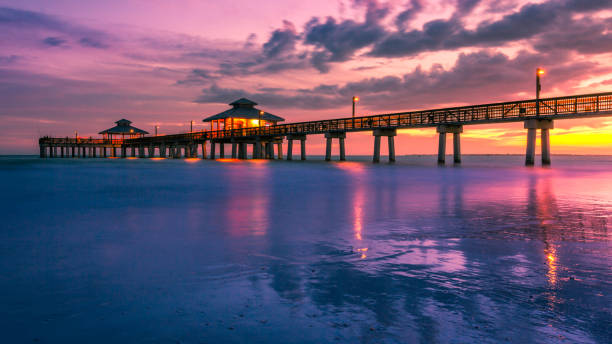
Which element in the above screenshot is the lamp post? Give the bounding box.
[190,120,194,132]
[352,96,359,118]
[259,110,264,134]
[155,125,159,136]
[536,68,544,116]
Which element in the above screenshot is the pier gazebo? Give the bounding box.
[99,119,148,141]
[203,98,285,130]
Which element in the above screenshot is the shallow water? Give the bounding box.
[0,155,610,343]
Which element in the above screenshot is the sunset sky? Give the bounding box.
[1,0,612,154]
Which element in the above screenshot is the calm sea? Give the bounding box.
[0,155,610,343]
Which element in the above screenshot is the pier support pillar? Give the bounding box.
[200,142,206,159]
[264,142,273,159]
[219,143,225,158]
[524,119,554,166]
[253,140,261,159]
[238,143,246,159]
[121,146,126,158]
[160,144,166,158]
[149,145,154,158]
[40,146,46,158]
[60,146,65,158]
[324,132,346,161]
[436,125,463,165]
[72,146,76,158]
[388,136,396,163]
[287,140,293,160]
[286,134,306,161]
[231,142,237,158]
[112,147,117,157]
[453,133,461,164]
[372,129,397,163]
[277,143,283,160]
[210,141,216,159]
[92,146,96,158]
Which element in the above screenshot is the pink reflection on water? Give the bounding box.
[222,164,270,237]
[335,162,369,258]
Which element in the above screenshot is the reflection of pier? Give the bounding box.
[40,92,612,166]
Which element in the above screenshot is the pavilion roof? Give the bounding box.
[98,119,149,135]
[202,98,285,122]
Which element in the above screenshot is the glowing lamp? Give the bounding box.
[537,68,545,75]
[352,96,359,102]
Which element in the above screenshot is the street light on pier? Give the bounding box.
[352,96,359,118]
[536,68,544,116]
[155,125,159,136]
[259,110,264,134]
[190,120,194,132]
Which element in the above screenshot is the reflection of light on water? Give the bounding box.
[356,247,368,259]
[126,157,139,160]
[184,158,199,163]
[349,165,367,258]
[334,161,366,174]
[150,157,165,161]
[217,158,241,163]
[333,162,369,258]
[546,245,558,287]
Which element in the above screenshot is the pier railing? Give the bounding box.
[39,137,123,145]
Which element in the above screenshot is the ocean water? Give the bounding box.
[0,155,610,343]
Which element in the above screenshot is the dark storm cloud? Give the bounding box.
[0,7,111,50]
[394,0,423,30]
[0,7,65,30]
[370,0,612,57]
[175,68,216,86]
[533,17,612,55]
[263,20,299,58]
[79,37,109,49]
[42,36,66,46]
[304,0,389,71]
[194,49,608,111]
[194,84,346,109]
[0,55,19,64]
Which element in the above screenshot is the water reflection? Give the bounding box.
[2,157,611,343]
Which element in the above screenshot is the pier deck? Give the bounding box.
[40,91,612,165]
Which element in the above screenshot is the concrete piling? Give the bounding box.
[324,132,346,161]
[524,119,554,166]
[436,125,463,165]
[372,128,396,163]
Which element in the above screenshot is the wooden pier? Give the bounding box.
[40,91,612,165]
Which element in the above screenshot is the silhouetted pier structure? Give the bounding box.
[39,92,612,165]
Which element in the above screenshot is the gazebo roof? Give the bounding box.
[99,119,149,135]
[203,98,285,122]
